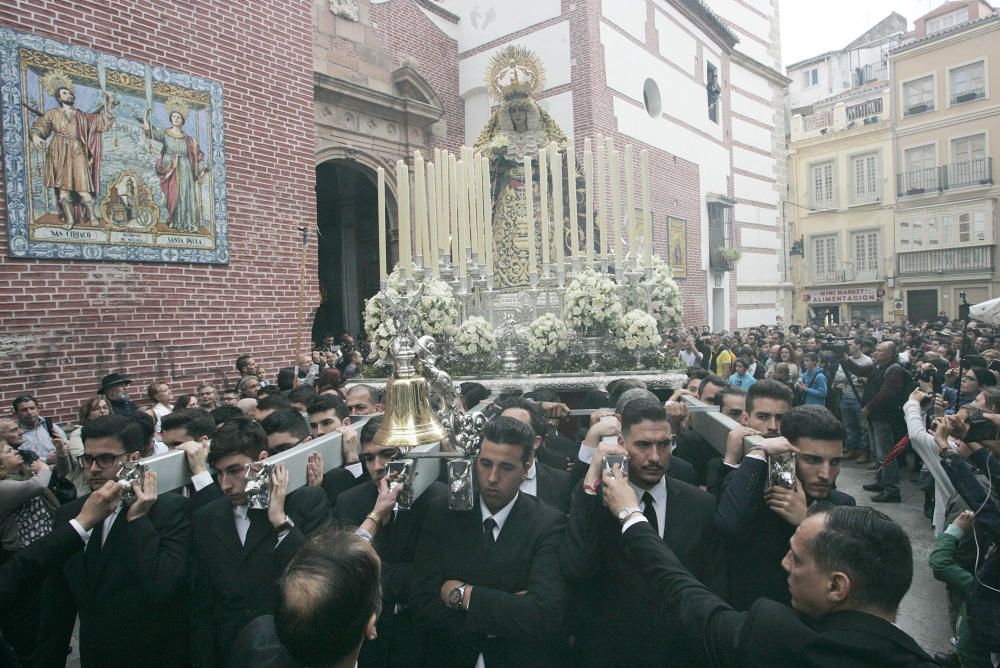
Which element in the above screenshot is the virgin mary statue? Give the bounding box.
[474,46,573,289]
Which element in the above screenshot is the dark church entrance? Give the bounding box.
[313,160,393,344]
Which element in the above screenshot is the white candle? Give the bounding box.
[378,166,387,282]
[427,162,440,276]
[549,142,564,271]
[414,152,428,265]
[641,149,652,270]
[624,144,636,266]
[538,148,550,268]
[471,154,482,262]
[449,154,459,265]
[397,160,411,279]
[457,159,467,278]
[567,143,578,259]
[608,143,622,276]
[596,139,606,261]
[583,140,594,262]
[481,155,493,275]
[524,155,536,276]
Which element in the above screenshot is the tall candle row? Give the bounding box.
[374,138,655,284]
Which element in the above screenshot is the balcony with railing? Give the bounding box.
[897,245,995,277]
[903,101,935,117]
[853,63,888,87]
[845,97,883,121]
[951,87,986,105]
[803,110,833,131]
[812,266,883,285]
[896,158,993,196]
[948,157,993,189]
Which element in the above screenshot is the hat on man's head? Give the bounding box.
[98,373,131,394]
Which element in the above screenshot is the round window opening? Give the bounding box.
[643,78,662,118]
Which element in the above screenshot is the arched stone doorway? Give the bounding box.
[313,159,395,342]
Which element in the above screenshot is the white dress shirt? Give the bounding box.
[72,503,123,547]
[519,462,538,497]
[233,504,251,545]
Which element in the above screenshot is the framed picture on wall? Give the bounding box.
[667,216,686,278]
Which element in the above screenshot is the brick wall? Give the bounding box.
[370,0,464,153]
[0,0,316,423]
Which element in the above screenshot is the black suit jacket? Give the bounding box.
[560,478,725,667]
[322,467,370,511]
[0,522,83,605]
[620,521,936,667]
[411,492,567,668]
[190,489,318,667]
[715,456,855,610]
[534,461,571,515]
[35,492,191,668]
[334,480,447,668]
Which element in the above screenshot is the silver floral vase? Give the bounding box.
[581,334,604,370]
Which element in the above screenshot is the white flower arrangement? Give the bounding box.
[563,268,623,335]
[615,309,662,351]
[527,313,572,356]
[363,267,459,364]
[455,316,497,357]
[646,257,684,328]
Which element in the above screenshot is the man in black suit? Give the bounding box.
[307,394,369,509]
[35,415,191,667]
[602,472,936,667]
[560,398,724,667]
[332,417,443,667]
[497,397,571,514]
[160,408,223,511]
[411,416,567,667]
[715,404,855,611]
[190,417,309,667]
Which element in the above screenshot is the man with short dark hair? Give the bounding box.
[412,416,567,667]
[345,385,383,416]
[255,394,292,423]
[698,374,726,404]
[561,398,724,667]
[333,415,445,667]
[716,405,855,611]
[497,397,571,514]
[222,388,240,406]
[11,395,66,463]
[287,385,318,415]
[160,409,222,511]
[190,417,307,667]
[36,415,191,667]
[601,481,936,666]
[715,386,748,424]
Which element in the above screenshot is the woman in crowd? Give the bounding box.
[62,396,110,496]
[172,394,199,412]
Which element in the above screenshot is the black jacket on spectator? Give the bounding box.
[534,461,571,515]
[560,480,726,667]
[34,492,191,668]
[715,457,855,610]
[620,520,936,667]
[841,357,906,423]
[411,492,567,668]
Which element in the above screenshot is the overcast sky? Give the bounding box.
[779,0,944,67]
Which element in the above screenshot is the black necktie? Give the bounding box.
[86,518,103,572]
[483,518,497,551]
[642,492,659,537]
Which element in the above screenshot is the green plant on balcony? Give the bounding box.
[717,247,742,262]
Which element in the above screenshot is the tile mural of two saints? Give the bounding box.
[0,27,230,263]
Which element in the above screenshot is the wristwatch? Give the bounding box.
[617,507,641,522]
[274,516,295,534]
[448,583,468,610]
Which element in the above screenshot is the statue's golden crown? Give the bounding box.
[165,96,190,119]
[40,70,74,97]
[486,45,544,102]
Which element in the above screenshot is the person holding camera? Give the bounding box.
[841,340,907,503]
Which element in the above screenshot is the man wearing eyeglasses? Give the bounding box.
[190,416,317,667]
[34,414,191,667]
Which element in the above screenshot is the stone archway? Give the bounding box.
[313,158,395,342]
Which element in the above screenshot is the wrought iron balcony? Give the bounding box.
[897,245,995,277]
[897,158,993,196]
[812,267,883,285]
[951,87,985,105]
[897,167,942,196]
[853,64,887,87]
[903,101,934,117]
[947,157,993,189]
